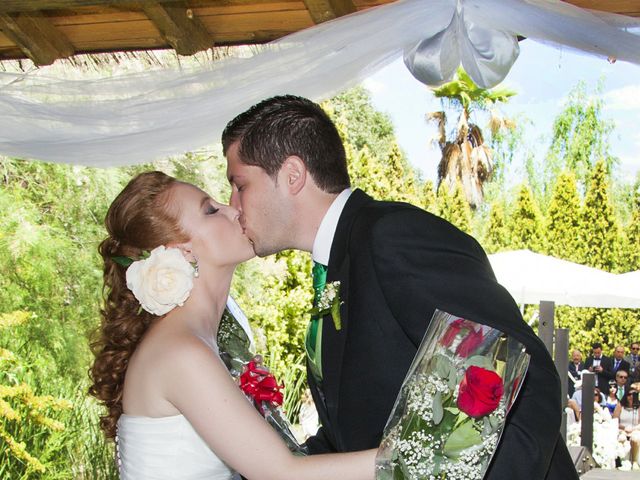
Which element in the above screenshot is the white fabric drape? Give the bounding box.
[0,0,639,167]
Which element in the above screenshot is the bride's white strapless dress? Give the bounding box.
[116,413,240,480]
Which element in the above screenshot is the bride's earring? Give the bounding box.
[191,256,199,278]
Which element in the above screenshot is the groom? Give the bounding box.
[223,95,577,479]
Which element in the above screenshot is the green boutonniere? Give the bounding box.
[308,281,343,331]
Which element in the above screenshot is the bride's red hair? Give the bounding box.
[89,171,190,439]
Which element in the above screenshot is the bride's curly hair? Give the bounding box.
[89,171,190,439]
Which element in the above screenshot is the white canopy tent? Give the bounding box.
[488,250,640,309]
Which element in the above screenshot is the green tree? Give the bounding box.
[429,68,516,208]
[483,201,510,254]
[619,181,640,271]
[509,183,543,251]
[437,182,471,234]
[325,86,396,161]
[578,161,620,271]
[422,180,437,214]
[547,81,617,192]
[544,172,581,261]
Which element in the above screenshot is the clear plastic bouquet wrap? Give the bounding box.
[217,297,307,455]
[376,310,530,480]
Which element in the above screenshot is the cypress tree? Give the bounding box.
[437,182,471,233]
[579,160,619,271]
[620,185,640,271]
[422,180,437,214]
[545,171,581,261]
[509,183,543,251]
[450,182,472,234]
[484,201,510,253]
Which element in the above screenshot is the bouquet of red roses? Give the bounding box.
[375,310,529,480]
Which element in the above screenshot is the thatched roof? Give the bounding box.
[0,0,639,66]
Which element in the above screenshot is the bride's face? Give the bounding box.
[170,182,255,268]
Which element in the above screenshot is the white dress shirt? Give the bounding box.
[311,188,352,266]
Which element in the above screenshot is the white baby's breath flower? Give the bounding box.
[126,246,195,316]
[316,281,340,310]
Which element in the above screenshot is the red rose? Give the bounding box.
[240,361,284,409]
[440,319,465,347]
[455,327,484,357]
[457,365,504,418]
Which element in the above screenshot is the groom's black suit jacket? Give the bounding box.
[304,190,577,479]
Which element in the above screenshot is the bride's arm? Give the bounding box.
[162,336,376,480]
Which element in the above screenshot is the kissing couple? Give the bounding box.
[90,95,578,479]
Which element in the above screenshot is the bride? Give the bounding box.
[89,171,376,479]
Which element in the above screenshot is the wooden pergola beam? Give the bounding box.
[0,1,137,13]
[2,0,639,17]
[0,12,74,65]
[302,0,356,24]
[143,1,212,55]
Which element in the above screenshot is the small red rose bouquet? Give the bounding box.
[218,297,306,454]
[376,310,530,480]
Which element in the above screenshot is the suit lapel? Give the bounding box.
[320,190,372,448]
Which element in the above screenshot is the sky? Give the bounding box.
[361,39,640,185]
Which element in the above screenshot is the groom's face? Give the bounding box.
[226,142,292,256]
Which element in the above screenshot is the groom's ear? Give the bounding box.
[281,156,306,195]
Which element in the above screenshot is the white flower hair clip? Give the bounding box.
[112,246,197,316]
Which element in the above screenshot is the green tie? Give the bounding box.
[306,261,327,382]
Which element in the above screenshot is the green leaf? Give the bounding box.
[482,416,492,436]
[488,413,501,432]
[433,391,444,425]
[434,353,453,378]
[331,298,342,330]
[444,407,460,415]
[443,420,482,458]
[464,355,494,370]
[447,365,458,391]
[111,255,133,267]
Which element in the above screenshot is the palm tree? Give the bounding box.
[429,68,515,209]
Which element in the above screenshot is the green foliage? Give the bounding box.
[555,307,640,360]
[431,67,516,114]
[483,202,510,254]
[437,182,471,234]
[324,86,396,160]
[233,252,313,422]
[0,310,116,479]
[508,184,543,251]
[619,181,640,272]
[578,161,620,271]
[547,81,617,192]
[488,114,531,188]
[422,180,437,214]
[544,172,581,262]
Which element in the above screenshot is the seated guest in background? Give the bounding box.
[612,345,631,376]
[614,370,630,402]
[568,349,584,398]
[585,342,614,393]
[625,342,640,383]
[614,389,639,430]
[570,382,603,411]
[613,389,640,466]
[605,384,621,415]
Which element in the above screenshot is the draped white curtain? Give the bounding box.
[0,0,639,167]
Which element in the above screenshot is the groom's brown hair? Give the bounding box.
[222,95,350,194]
